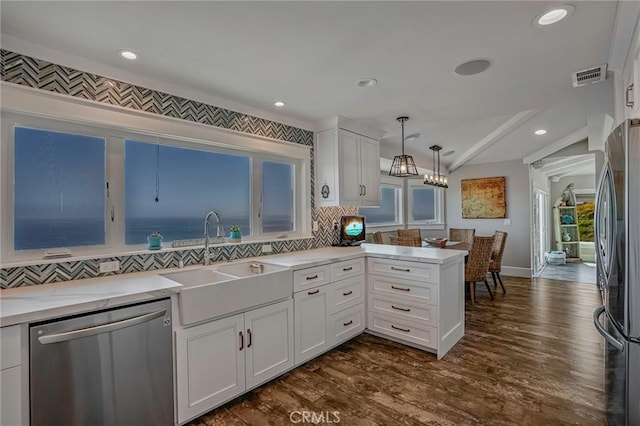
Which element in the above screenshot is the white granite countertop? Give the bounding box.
[262,244,467,270]
[0,244,466,327]
[0,274,181,327]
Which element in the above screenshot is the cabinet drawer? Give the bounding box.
[368,293,438,327]
[293,265,330,292]
[330,258,364,282]
[327,275,364,314]
[0,325,21,370]
[368,312,438,350]
[329,303,365,345]
[368,275,438,305]
[367,258,439,283]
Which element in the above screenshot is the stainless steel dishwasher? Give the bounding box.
[30,298,174,426]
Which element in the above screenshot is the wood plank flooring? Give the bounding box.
[187,276,605,425]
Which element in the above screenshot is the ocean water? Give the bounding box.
[15,216,293,250]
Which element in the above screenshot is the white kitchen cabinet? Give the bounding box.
[294,285,329,364]
[315,121,382,207]
[1,325,26,426]
[293,260,365,365]
[244,300,294,389]
[176,313,246,424]
[176,299,294,424]
[366,257,464,359]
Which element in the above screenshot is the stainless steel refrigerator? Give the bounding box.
[593,118,640,425]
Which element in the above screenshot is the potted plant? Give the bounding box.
[229,225,242,243]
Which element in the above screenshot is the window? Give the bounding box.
[407,180,444,225]
[13,126,105,250]
[261,161,294,233]
[359,176,403,227]
[125,140,251,244]
[2,107,310,262]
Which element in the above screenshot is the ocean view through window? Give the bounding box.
[125,140,251,244]
[14,126,106,250]
[359,184,401,226]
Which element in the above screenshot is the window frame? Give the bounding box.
[358,175,404,229]
[1,100,311,263]
[406,178,445,228]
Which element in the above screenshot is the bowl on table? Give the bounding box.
[425,237,448,248]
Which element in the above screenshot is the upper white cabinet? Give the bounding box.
[315,117,384,207]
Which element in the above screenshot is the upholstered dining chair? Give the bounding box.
[449,228,475,245]
[489,231,508,294]
[397,229,421,238]
[465,235,496,304]
[372,231,384,244]
[392,236,423,247]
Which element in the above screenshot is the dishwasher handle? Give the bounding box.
[38,310,167,345]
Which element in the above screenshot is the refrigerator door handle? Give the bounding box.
[593,305,625,352]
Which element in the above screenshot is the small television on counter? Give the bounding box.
[339,215,366,246]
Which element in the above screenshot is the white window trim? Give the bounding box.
[359,175,404,228]
[1,84,312,264]
[406,178,445,227]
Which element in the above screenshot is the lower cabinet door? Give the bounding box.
[294,286,329,365]
[244,299,294,389]
[176,314,246,424]
[329,303,365,346]
[1,366,22,426]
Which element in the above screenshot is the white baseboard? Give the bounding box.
[500,266,531,278]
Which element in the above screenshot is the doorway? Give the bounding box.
[532,188,549,277]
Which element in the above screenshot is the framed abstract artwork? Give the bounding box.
[461,176,506,218]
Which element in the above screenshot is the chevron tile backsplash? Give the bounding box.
[0,50,359,289]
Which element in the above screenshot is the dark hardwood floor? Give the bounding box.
[188,276,605,425]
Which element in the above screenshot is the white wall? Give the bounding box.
[550,174,595,206]
[446,160,531,271]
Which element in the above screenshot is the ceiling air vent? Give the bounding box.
[572,64,607,88]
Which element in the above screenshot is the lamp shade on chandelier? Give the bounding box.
[424,145,448,188]
[389,116,418,177]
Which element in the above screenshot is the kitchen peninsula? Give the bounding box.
[0,243,466,425]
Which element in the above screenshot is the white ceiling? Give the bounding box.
[0,1,621,170]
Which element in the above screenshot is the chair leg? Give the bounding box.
[491,272,498,289]
[497,272,506,294]
[484,280,494,300]
[469,281,475,304]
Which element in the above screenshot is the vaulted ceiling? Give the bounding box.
[0,1,624,171]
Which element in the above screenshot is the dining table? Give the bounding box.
[422,240,471,251]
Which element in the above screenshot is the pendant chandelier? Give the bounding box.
[424,145,448,188]
[389,116,418,177]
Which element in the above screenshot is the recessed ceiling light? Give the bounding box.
[357,78,378,88]
[273,101,286,108]
[454,59,492,76]
[119,50,138,60]
[534,129,547,135]
[442,150,456,157]
[405,133,420,142]
[534,5,575,27]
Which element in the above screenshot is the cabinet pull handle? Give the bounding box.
[343,320,353,326]
[239,331,244,350]
[391,324,410,333]
[343,290,353,296]
[363,185,367,196]
[247,329,252,348]
[626,84,634,107]
[391,285,410,292]
[391,267,410,272]
[391,305,411,312]
[342,266,353,271]
[308,289,320,295]
[306,275,318,280]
